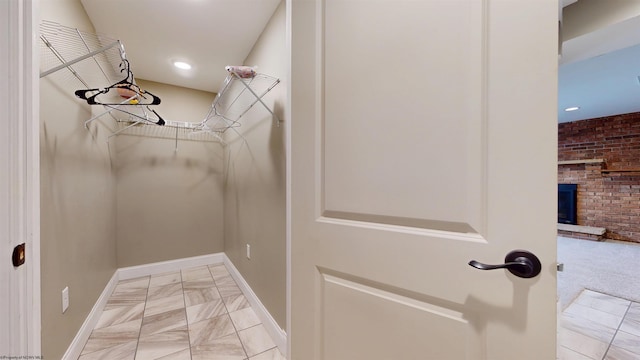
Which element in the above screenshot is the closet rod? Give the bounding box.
[40,38,121,78]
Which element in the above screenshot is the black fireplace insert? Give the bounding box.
[558,184,577,224]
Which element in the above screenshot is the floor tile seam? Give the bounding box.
[78,339,138,359]
[96,303,148,330]
[561,311,625,334]
[563,301,625,323]
[216,272,250,360]
[187,303,232,325]
[569,301,631,319]
[609,329,640,356]
[147,286,185,303]
[601,301,632,359]
[133,280,153,359]
[76,333,108,358]
[84,274,172,359]
[182,266,215,283]
[560,325,616,347]
[207,263,228,275]
[621,310,640,325]
[212,276,234,289]
[559,324,616,354]
[186,298,229,327]
[208,264,231,281]
[560,325,614,344]
[249,346,280,360]
[80,295,145,357]
[558,345,599,360]
[187,309,240,348]
[577,290,632,304]
[561,312,623,336]
[114,280,151,293]
[179,281,195,360]
[181,278,216,288]
[573,292,633,316]
[206,263,216,284]
[606,344,640,359]
[148,279,183,290]
[183,275,215,283]
[615,326,640,339]
[558,336,606,360]
[189,325,245,357]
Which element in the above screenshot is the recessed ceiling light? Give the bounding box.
[173,61,192,70]
[564,107,580,112]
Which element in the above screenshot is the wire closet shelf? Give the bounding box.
[39,21,281,144]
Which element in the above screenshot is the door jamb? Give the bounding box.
[284,0,292,357]
[5,0,41,356]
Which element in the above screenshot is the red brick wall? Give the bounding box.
[558,112,640,243]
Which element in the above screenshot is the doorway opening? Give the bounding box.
[557,1,640,358]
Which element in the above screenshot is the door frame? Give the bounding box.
[284,0,292,357]
[2,0,41,356]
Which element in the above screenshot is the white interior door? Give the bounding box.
[289,0,558,359]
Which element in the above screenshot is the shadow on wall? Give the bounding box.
[269,101,286,185]
[115,137,224,184]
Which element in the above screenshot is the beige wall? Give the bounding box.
[562,0,640,40]
[114,80,224,267]
[40,0,95,32]
[40,1,116,359]
[223,1,287,329]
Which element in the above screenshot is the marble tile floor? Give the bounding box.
[78,264,286,360]
[558,289,640,360]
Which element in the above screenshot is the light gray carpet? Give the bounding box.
[558,236,640,308]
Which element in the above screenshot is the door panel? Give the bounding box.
[323,0,484,231]
[321,272,482,359]
[290,0,558,359]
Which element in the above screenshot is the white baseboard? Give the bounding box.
[62,271,119,360]
[118,253,224,280]
[223,254,287,355]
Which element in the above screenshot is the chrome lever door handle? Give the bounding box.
[468,250,542,278]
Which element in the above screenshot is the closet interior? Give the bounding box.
[38,2,287,358]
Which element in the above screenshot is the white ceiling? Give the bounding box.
[80,0,640,123]
[80,0,281,93]
[559,42,640,123]
[559,2,640,123]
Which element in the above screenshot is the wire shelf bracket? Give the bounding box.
[202,71,281,133]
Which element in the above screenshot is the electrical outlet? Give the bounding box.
[62,286,69,313]
[246,244,251,259]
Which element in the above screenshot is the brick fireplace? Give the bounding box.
[558,112,640,243]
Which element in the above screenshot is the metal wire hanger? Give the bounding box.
[74,59,162,106]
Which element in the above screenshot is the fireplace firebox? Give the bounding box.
[558,184,578,225]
